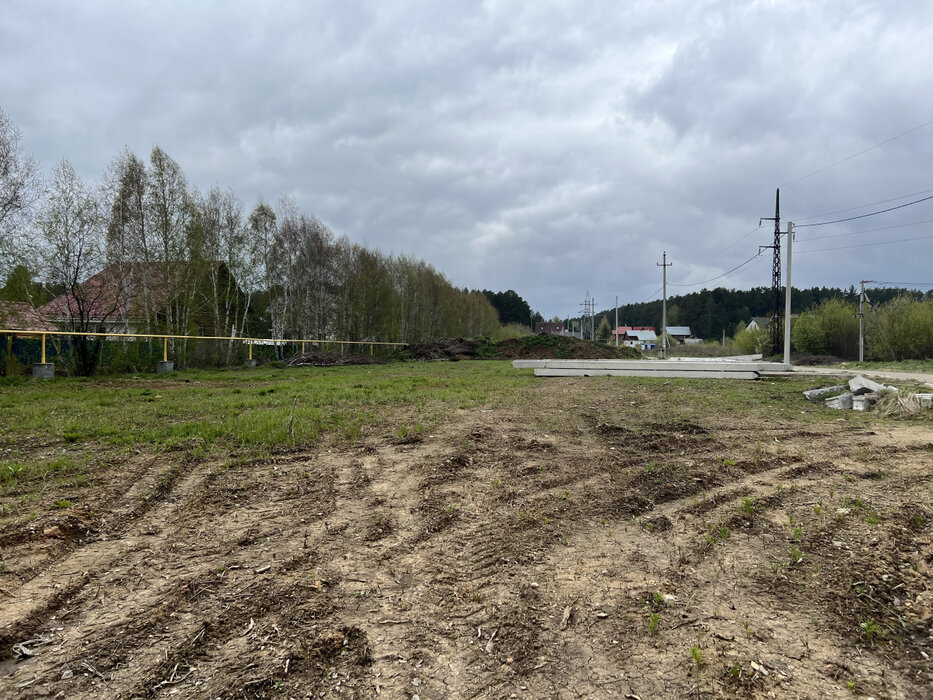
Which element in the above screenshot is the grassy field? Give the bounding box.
[1,361,931,698]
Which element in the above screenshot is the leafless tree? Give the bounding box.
[0,106,41,277]
[37,160,121,375]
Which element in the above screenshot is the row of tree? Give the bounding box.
[568,285,932,343]
[0,107,504,372]
[789,296,933,361]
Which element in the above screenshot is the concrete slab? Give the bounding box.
[156,361,174,374]
[848,375,888,395]
[912,393,932,407]
[852,392,881,411]
[803,385,847,402]
[244,359,257,368]
[825,392,853,410]
[32,363,54,379]
[513,359,787,372]
[533,368,761,380]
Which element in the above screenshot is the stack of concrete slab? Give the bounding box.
[511,359,789,380]
[804,375,899,411]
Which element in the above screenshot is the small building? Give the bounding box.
[534,321,565,335]
[665,326,697,345]
[610,325,655,342]
[621,329,657,351]
[746,317,771,332]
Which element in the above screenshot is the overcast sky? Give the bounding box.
[2,0,932,318]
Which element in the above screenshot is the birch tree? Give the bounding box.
[0,106,41,278]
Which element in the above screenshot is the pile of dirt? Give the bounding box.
[791,353,844,366]
[285,351,387,367]
[397,335,643,362]
[494,334,641,360]
[396,338,492,361]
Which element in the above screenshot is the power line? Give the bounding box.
[797,217,933,243]
[795,187,933,222]
[861,280,933,288]
[668,251,764,288]
[794,194,933,228]
[781,118,933,188]
[795,232,933,254]
[638,287,663,304]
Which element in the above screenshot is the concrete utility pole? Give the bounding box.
[615,296,619,347]
[857,280,876,362]
[657,252,671,358]
[783,222,794,368]
[859,281,866,362]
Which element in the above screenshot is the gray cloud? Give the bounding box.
[2,0,932,318]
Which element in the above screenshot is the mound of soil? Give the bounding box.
[400,338,488,361]
[791,353,844,366]
[285,351,387,367]
[494,335,641,360]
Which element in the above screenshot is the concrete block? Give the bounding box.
[852,392,880,411]
[244,359,257,368]
[848,375,892,395]
[156,361,174,374]
[825,392,853,410]
[912,393,932,408]
[803,385,846,402]
[32,363,55,379]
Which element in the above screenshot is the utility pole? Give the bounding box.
[859,281,865,362]
[783,222,794,368]
[759,189,781,356]
[657,252,671,358]
[615,295,618,347]
[857,280,876,362]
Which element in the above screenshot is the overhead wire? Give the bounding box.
[796,218,933,243]
[796,187,933,222]
[780,118,933,188]
[794,194,933,227]
[668,251,765,288]
[795,232,933,254]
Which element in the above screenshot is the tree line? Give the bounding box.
[568,285,931,343]
[0,107,504,372]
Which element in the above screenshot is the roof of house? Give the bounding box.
[624,329,657,341]
[0,301,57,332]
[611,325,656,336]
[40,261,225,322]
[666,326,692,336]
[747,316,770,329]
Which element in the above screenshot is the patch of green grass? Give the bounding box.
[0,362,534,450]
[51,499,72,509]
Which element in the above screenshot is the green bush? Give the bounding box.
[791,298,858,359]
[867,296,933,361]
[734,325,768,354]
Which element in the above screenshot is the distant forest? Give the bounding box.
[567,286,932,340]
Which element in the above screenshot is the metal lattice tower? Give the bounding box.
[769,190,782,354]
[759,189,781,355]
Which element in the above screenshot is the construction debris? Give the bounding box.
[807,375,907,412]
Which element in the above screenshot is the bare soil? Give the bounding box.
[1,378,931,699]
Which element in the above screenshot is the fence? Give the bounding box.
[1,329,406,376]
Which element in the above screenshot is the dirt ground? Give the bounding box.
[1,375,931,698]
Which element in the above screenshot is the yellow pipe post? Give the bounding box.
[249,340,253,360]
[301,340,306,354]
[341,342,345,356]
[163,337,168,362]
[41,334,47,364]
[370,343,373,356]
